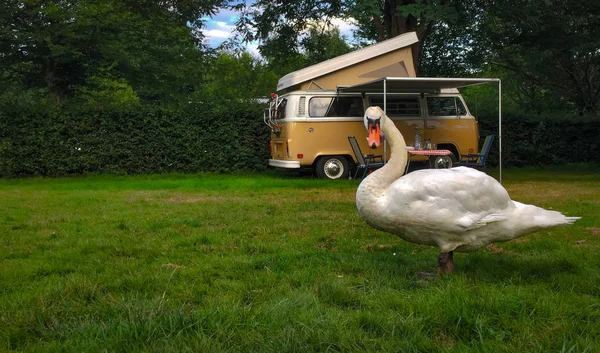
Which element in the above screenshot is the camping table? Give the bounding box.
[405,149,453,173]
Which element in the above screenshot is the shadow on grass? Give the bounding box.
[460,251,582,283]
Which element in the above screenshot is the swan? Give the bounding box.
[356,106,580,273]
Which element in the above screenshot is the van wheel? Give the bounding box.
[430,154,455,169]
[316,156,350,180]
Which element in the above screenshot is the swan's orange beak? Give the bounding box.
[367,120,381,149]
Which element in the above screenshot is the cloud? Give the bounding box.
[203,29,232,39]
[331,17,357,33]
[208,8,241,22]
[202,20,237,46]
[246,42,261,57]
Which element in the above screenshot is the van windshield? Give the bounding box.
[309,96,364,117]
[427,97,467,116]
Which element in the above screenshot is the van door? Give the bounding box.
[425,95,477,158]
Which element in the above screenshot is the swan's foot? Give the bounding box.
[438,251,455,274]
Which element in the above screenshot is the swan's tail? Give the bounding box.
[512,201,580,228]
[563,216,582,224]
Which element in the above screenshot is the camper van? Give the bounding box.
[264,32,482,179]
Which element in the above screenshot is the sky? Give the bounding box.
[200,8,259,53]
[200,7,358,56]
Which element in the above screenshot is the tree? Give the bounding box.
[479,0,600,117]
[233,0,473,75]
[416,1,485,77]
[199,51,278,100]
[254,25,353,77]
[0,0,225,107]
[301,27,353,66]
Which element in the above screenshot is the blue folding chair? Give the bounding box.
[456,135,495,169]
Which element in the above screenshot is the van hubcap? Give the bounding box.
[324,159,344,179]
[433,155,453,169]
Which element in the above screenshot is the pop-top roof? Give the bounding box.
[276,32,419,91]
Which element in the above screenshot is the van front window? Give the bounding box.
[427,97,467,116]
[309,96,364,117]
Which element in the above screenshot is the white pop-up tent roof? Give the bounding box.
[277,32,419,91]
[338,77,504,183]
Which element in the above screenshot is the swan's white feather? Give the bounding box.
[356,106,580,253]
[385,167,511,231]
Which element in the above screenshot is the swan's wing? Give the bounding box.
[387,167,512,232]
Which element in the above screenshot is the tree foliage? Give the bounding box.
[235,0,474,75]
[256,26,353,77]
[232,0,344,44]
[478,0,600,117]
[199,52,278,100]
[416,1,484,77]
[0,0,225,107]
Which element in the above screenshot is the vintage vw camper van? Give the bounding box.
[264,32,483,179]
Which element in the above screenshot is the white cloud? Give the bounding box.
[201,20,237,46]
[246,42,261,57]
[330,17,358,34]
[208,8,241,20]
[215,21,235,30]
[203,29,232,39]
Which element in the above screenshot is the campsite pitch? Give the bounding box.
[1,168,599,352]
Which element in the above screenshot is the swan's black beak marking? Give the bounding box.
[367,118,381,149]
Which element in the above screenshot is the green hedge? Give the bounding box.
[479,114,600,167]
[0,103,270,177]
[1,105,598,177]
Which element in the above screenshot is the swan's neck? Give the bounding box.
[356,116,407,225]
[362,117,408,191]
[356,114,408,228]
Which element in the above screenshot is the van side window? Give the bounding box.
[427,97,467,116]
[309,96,364,117]
[370,97,420,116]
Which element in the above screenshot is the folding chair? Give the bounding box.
[455,135,495,169]
[348,136,384,180]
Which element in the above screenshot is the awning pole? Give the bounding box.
[498,79,502,184]
[383,78,387,163]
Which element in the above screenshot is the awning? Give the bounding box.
[337,77,499,94]
[338,77,504,183]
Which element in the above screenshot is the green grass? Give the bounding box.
[1,169,599,352]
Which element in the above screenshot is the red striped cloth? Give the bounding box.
[408,149,452,156]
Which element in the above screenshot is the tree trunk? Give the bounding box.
[384,0,423,75]
[411,42,422,76]
[43,57,65,105]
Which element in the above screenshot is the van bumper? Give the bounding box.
[269,159,301,169]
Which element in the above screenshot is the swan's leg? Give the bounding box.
[438,251,455,274]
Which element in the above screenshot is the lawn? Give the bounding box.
[1,167,599,352]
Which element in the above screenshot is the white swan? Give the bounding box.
[356,106,580,273]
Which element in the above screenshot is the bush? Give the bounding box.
[478,114,600,167]
[0,102,269,177]
[1,104,598,177]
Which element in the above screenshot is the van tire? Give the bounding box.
[315,156,350,180]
